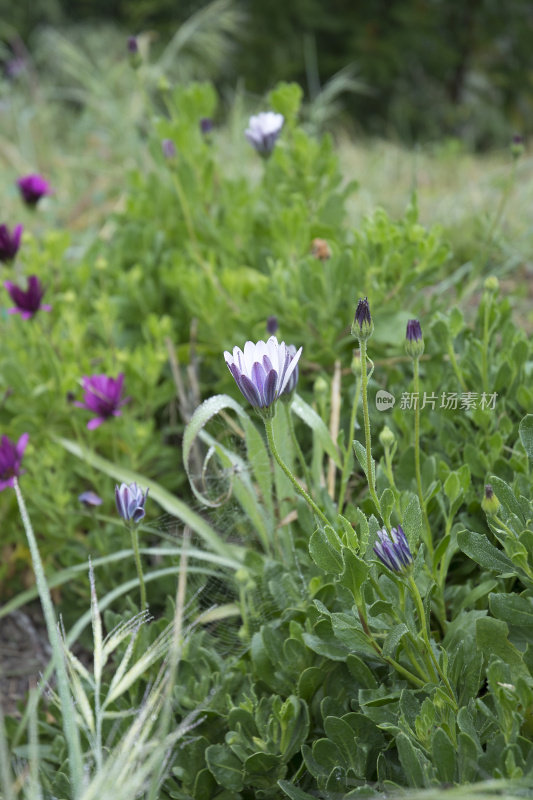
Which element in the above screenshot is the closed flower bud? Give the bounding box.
[115,482,149,523]
[374,525,413,573]
[405,319,424,359]
[379,425,395,449]
[481,484,500,516]
[484,276,499,294]
[511,135,524,159]
[351,297,373,341]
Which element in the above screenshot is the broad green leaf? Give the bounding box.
[309,527,343,573]
[278,780,317,800]
[402,494,422,550]
[57,436,238,561]
[205,744,244,792]
[475,617,530,679]
[243,752,284,788]
[488,475,525,523]
[339,547,369,605]
[382,623,409,659]
[489,593,533,627]
[457,530,515,575]
[353,439,375,486]
[432,728,456,783]
[396,733,428,788]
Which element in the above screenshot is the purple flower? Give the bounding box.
[115,482,148,523]
[78,491,103,507]
[245,112,284,157]
[200,117,214,135]
[373,525,413,573]
[352,297,373,340]
[127,36,138,54]
[5,276,51,319]
[0,433,29,491]
[266,316,278,335]
[0,224,23,263]
[75,374,129,430]
[224,336,302,417]
[5,58,26,80]
[162,139,177,159]
[17,174,52,206]
[405,319,424,358]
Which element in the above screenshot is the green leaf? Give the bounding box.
[291,393,342,467]
[444,472,461,504]
[402,494,422,550]
[382,623,409,659]
[457,530,515,575]
[353,440,375,485]
[519,415,533,467]
[380,488,395,528]
[488,475,525,523]
[309,527,343,574]
[339,547,369,604]
[243,752,284,788]
[489,593,533,627]
[205,744,244,792]
[396,733,428,788]
[432,728,456,783]
[475,617,530,679]
[57,437,240,562]
[278,780,317,800]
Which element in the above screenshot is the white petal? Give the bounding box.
[279,346,302,394]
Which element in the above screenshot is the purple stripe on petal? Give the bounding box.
[263,369,278,406]
[238,375,262,407]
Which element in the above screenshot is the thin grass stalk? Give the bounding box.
[14,478,84,797]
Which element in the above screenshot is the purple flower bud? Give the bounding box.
[78,491,103,507]
[162,139,177,159]
[245,112,284,157]
[127,36,138,54]
[405,318,424,358]
[224,336,302,418]
[0,433,29,491]
[4,275,51,319]
[351,297,373,341]
[266,316,278,335]
[200,117,214,135]
[481,484,500,515]
[0,224,23,262]
[373,525,413,573]
[17,174,52,207]
[115,482,149,523]
[74,373,129,430]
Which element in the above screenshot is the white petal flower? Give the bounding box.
[224,336,302,416]
[245,112,284,156]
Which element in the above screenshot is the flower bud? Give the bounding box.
[511,135,524,159]
[481,484,500,516]
[351,297,374,341]
[115,482,149,524]
[405,319,424,359]
[311,238,331,260]
[484,276,499,294]
[379,425,395,449]
[127,36,142,69]
[266,315,278,335]
[162,139,177,159]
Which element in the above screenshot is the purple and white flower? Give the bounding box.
[373,525,413,573]
[115,482,149,523]
[75,373,129,430]
[281,344,300,398]
[224,336,302,416]
[245,112,284,157]
[0,224,23,262]
[0,433,29,491]
[5,276,51,319]
[17,174,52,206]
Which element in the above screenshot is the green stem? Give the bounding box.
[492,515,516,540]
[383,445,402,517]
[413,358,433,557]
[481,296,490,393]
[284,402,313,491]
[447,341,467,391]
[358,605,426,688]
[130,525,147,610]
[338,375,361,513]
[14,479,84,797]
[408,575,457,707]
[359,340,380,516]
[264,414,330,528]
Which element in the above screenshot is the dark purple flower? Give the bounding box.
[405,319,424,358]
[78,491,103,507]
[74,374,129,430]
[162,139,177,159]
[5,276,51,319]
[0,433,29,491]
[224,336,302,418]
[115,482,148,523]
[245,112,284,157]
[0,224,23,262]
[17,174,52,206]
[127,36,138,54]
[373,525,413,573]
[200,117,214,135]
[266,316,278,335]
[351,297,373,340]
